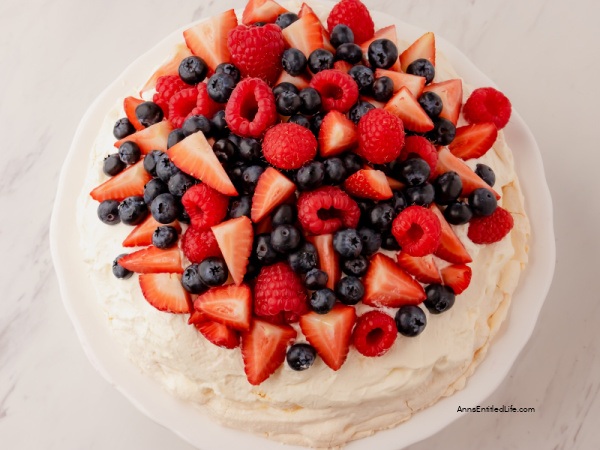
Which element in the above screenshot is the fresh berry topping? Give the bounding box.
[211,216,254,285]
[330,24,354,48]
[333,228,362,258]
[368,39,398,69]
[333,60,354,73]
[443,201,473,225]
[424,284,455,314]
[341,255,369,277]
[182,113,212,138]
[399,32,435,72]
[396,252,441,284]
[310,69,359,113]
[440,264,472,295]
[309,288,337,314]
[143,150,164,176]
[143,178,168,205]
[124,97,145,131]
[281,47,308,76]
[463,87,512,129]
[469,188,498,216]
[467,206,514,244]
[297,186,360,235]
[119,246,183,274]
[91,161,152,202]
[475,164,496,187]
[343,169,393,201]
[356,108,405,164]
[153,75,190,116]
[181,183,229,230]
[395,157,430,186]
[150,193,180,224]
[304,268,329,290]
[254,262,309,322]
[168,87,199,128]
[206,73,236,105]
[195,82,224,119]
[433,171,462,205]
[168,169,197,195]
[391,205,441,257]
[298,87,323,115]
[135,101,164,128]
[288,242,318,273]
[178,55,208,85]
[348,100,376,123]
[395,305,427,337]
[276,90,302,116]
[436,148,499,199]
[123,215,181,248]
[403,182,435,207]
[97,200,120,225]
[195,320,240,349]
[254,233,279,265]
[358,227,382,256]
[275,11,299,29]
[273,81,299,97]
[271,203,297,227]
[113,117,136,140]
[225,78,277,138]
[155,153,181,182]
[323,157,348,185]
[308,48,335,74]
[262,123,318,169]
[430,204,473,264]
[181,264,209,294]
[384,87,434,133]
[422,79,463,125]
[112,254,133,279]
[216,62,241,83]
[139,273,192,313]
[250,168,296,223]
[119,196,149,225]
[448,122,498,160]
[374,69,426,98]
[141,44,193,95]
[286,343,317,371]
[418,91,443,118]
[197,256,229,286]
[271,224,302,253]
[327,0,374,44]
[366,203,395,231]
[381,231,401,250]
[281,10,324,57]
[240,165,265,195]
[348,65,374,93]
[295,161,325,191]
[336,276,364,305]
[371,76,394,103]
[195,283,252,331]
[352,311,396,357]
[335,43,363,64]
[308,233,341,290]
[242,0,288,25]
[406,59,435,84]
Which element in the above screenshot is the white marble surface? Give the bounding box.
[1,0,599,448]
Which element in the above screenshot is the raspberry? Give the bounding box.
[297,186,360,235]
[327,0,375,44]
[254,262,309,323]
[357,109,405,164]
[352,311,396,357]
[467,206,514,244]
[181,227,222,264]
[262,123,317,169]
[153,75,189,117]
[310,70,359,113]
[227,24,285,85]
[194,83,223,118]
[463,87,512,129]
[225,78,277,138]
[181,183,229,230]
[400,136,438,178]
[168,87,198,128]
[391,206,442,257]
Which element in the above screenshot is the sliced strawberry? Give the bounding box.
[251,167,296,223]
[430,204,473,264]
[211,216,254,285]
[123,216,181,247]
[140,43,193,95]
[299,304,356,371]
[307,234,340,291]
[360,25,401,71]
[183,9,238,72]
[167,132,237,196]
[423,79,463,125]
[124,96,144,131]
[195,284,252,331]
[241,319,296,385]
[386,176,405,191]
[195,320,240,349]
[114,120,173,154]
[384,87,434,133]
[274,71,311,90]
[375,68,425,98]
[282,11,324,57]
[188,308,208,325]
[90,160,152,202]
[139,273,192,313]
[119,246,183,274]
[242,0,288,25]
[396,252,441,284]
[343,169,392,200]
[298,3,334,52]
[399,31,435,72]
[318,110,358,157]
[333,60,353,73]
[440,264,472,295]
[448,122,498,160]
[255,215,273,234]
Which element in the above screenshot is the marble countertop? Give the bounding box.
[1,0,599,448]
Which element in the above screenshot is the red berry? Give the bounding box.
[400,136,438,178]
[467,206,514,244]
[168,87,198,128]
[357,109,405,164]
[463,87,512,129]
[310,69,359,113]
[225,78,277,138]
[297,186,360,235]
[153,75,189,117]
[392,206,442,257]
[352,310,397,357]
[181,183,229,230]
[327,0,374,44]
[262,123,317,170]
[194,82,223,118]
[181,227,222,264]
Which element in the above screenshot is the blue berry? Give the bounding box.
[336,276,364,305]
[215,63,240,83]
[118,141,141,165]
[433,171,462,205]
[308,49,334,74]
[241,165,264,195]
[271,224,302,254]
[295,161,324,191]
[198,257,229,287]
[299,88,322,115]
[207,73,236,103]
[323,157,347,185]
[330,24,354,48]
[272,204,297,227]
[475,163,496,187]
[406,58,435,84]
[118,196,148,225]
[333,229,362,258]
[288,242,318,274]
[103,154,125,176]
[395,305,427,337]
[150,193,179,224]
[97,200,121,225]
[167,129,186,149]
[113,118,135,139]
[178,56,208,85]
[288,114,311,129]
[182,114,212,136]
[273,82,298,97]
[368,203,395,231]
[276,91,302,116]
[404,182,435,206]
[181,264,208,294]
[254,234,279,265]
[335,43,363,64]
[167,172,195,197]
[396,157,430,186]
[372,76,394,102]
[424,284,455,314]
[155,154,180,182]
[112,254,133,279]
[418,91,443,118]
[143,178,168,205]
[286,343,317,371]
[239,138,261,162]
[391,190,408,213]
[310,288,336,314]
[444,201,473,225]
[342,255,369,277]
[143,150,165,176]
[348,65,374,93]
[310,112,324,136]
[228,195,252,219]
[342,152,362,175]
[213,138,238,165]
[211,110,229,138]
[152,225,179,249]
[135,101,163,127]
[469,188,497,216]
[426,118,456,146]
[381,231,401,250]
[367,39,399,69]
[358,227,381,256]
[275,12,299,29]
[282,48,307,76]
[304,268,328,290]
[348,100,375,123]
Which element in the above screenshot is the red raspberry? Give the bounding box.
[392,206,442,257]
[327,0,375,44]
[310,70,359,113]
[168,87,198,128]
[357,109,405,164]
[254,262,309,323]
[225,78,277,138]
[194,83,223,118]
[467,206,514,244]
[463,87,512,129]
[297,186,360,235]
[181,227,222,264]
[400,136,438,178]
[227,24,285,85]
[153,75,189,117]
[181,183,229,230]
[352,311,397,357]
[262,123,317,169]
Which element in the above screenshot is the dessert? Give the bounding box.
[77,0,530,447]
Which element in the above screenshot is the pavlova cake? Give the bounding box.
[77,0,530,447]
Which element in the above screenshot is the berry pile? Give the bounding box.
[93,0,515,386]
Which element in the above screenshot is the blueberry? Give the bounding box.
[228,195,252,219]
[211,110,229,138]
[213,138,238,165]
[275,12,299,29]
[342,255,369,277]
[167,129,187,149]
[304,268,328,290]
[444,201,473,225]
[469,188,497,216]
[288,242,318,273]
[395,305,427,337]
[181,264,208,294]
[178,208,190,224]
[103,153,125,176]
[118,196,148,225]
[406,58,435,84]
[168,172,195,197]
[152,225,179,249]
[253,21,267,27]
[254,234,279,265]
[367,39,399,69]
[404,182,435,206]
[143,150,165,176]
[286,343,317,371]
[396,157,430,186]
[336,276,364,305]
[391,190,408,213]
[143,178,168,205]
[241,165,265,194]
[288,114,311,129]
[244,259,260,282]
[271,224,302,254]
[381,231,401,250]
[228,161,247,189]
[424,284,455,314]
[273,82,299,98]
[299,88,322,115]
[323,157,347,184]
[182,114,212,136]
[348,100,376,123]
[227,133,242,148]
[475,163,496,187]
[118,141,141,165]
[215,63,241,84]
[276,91,302,116]
[342,152,363,175]
[426,118,456,146]
[308,49,334,74]
[372,76,394,103]
[135,101,164,127]
[310,112,324,136]
[282,48,307,76]
[356,199,374,218]
[310,288,336,314]
[113,117,135,139]
[198,257,229,287]
[238,138,261,162]
[295,161,324,191]
[178,55,208,85]
[272,203,297,227]
[333,229,362,258]
[112,254,133,279]
[207,73,236,103]
[433,171,462,205]
[418,91,443,118]
[358,227,381,256]
[150,193,179,224]
[348,65,374,93]
[330,24,354,48]
[97,200,121,225]
[335,43,363,64]
[368,203,395,231]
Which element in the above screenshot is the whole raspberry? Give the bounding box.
[463,87,512,129]
[181,227,222,263]
[168,87,198,128]
[181,183,229,230]
[352,311,397,357]
[227,24,285,85]
[225,78,277,138]
[467,206,514,244]
[297,186,360,235]
[262,123,318,170]
[310,70,359,113]
[400,136,438,178]
[357,109,405,164]
[194,83,223,118]
[392,205,442,257]
[153,75,189,117]
[254,262,309,323]
[327,0,375,44]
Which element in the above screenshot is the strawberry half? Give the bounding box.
[282,10,324,57]
[299,304,357,371]
[90,160,152,202]
[375,68,425,98]
[307,234,340,291]
[140,43,193,96]
[449,122,498,160]
[343,169,393,200]
[114,120,173,154]
[440,264,472,295]
[211,216,254,285]
[167,131,238,196]
[139,273,192,313]
[298,3,334,52]
[430,204,473,264]
[318,110,358,157]
[123,216,181,247]
[124,96,144,131]
[195,320,240,349]
[274,71,311,90]
[399,31,435,72]
[396,252,441,284]
[241,319,296,385]
[195,284,252,331]
[423,79,463,125]
[385,87,434,133]
[242,0,288,25]
[251,167,296,223]
[360,25,401,71]
[119,246,183,274]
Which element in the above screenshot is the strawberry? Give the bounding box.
[194,284,252,331]
[242,0,288,25]
[274,71,311,90]
[211,216,254,285]
[183,9,238,72]
[386,176,405,190]
[307,234,340,291]
[123,96,144,131]
[384,87,434,133]
[374,68,425,98]
[114,120,173,154]
[123,215,181,247]
[167,132,238,196]
[430,204,473,264]
[139,273,193,313]
[449,122,498,160]
[118,246,183,274]
[326,0,374,45]
[318,110,358,157]
[333,60,353,74]
[140,43,193,96]
[251,168,296,223]
[282,10,324,57]
[399,32,435,72]
[440,264,472,295]
[195,320,240,349]
[90,160,152,202]
[298,3,334,52]
[299,304,357,370]
[360,25,401,71]
[343,169,393,200]
[241,319,296,385]
[423,79,463,125]
[396,252,442,284]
